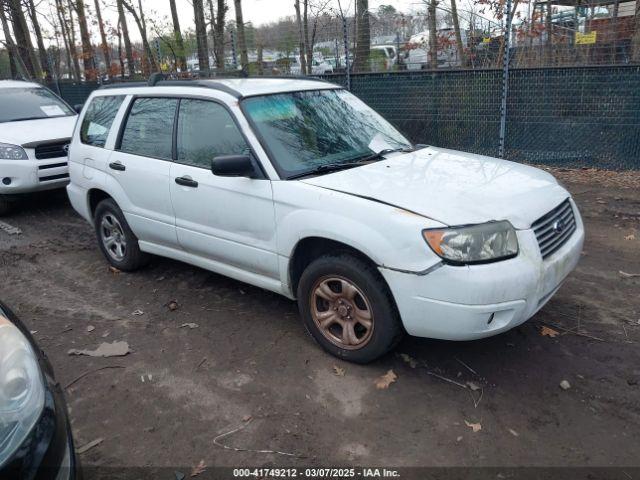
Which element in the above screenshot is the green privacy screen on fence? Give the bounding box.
[49,65,640,170]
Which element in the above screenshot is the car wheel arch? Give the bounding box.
[88,188,114,219]
[288,237,384,298]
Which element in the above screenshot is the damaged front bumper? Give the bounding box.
[379,206,585,340]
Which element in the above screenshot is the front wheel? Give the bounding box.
[297,253,404,363]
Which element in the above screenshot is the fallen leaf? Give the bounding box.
[132,309,144,316]
[464,420,482,433]
[466,381,481,391]
[333,365,346,376]
[242,415,252,422]
[167,300,179,311]
[560,380,571,390]
[624,233,636,241]
[375,369,397,389]
[456,436,463,442]
[399,353,418,368]
[68,341,130,358]
[86,325,95,332]
[508,428,519,437]
[190,460,206,477]
[76,437,104,454]
[108,266,120,275]
[540,326,560,337]
[180,323,199,329]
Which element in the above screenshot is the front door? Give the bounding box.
[169,98,278,280]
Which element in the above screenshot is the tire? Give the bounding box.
[0,195,13,216]
[297,253,404,363]
[94,198,149,271]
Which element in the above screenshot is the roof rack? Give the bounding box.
[98,73,336,99]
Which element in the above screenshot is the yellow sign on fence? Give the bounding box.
[575,31,597,45]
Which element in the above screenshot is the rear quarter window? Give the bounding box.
[80,95,125,148]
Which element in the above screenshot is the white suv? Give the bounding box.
[0,80,77,215]
[67,77,584,363]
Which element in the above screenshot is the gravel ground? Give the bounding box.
[0,168,639,474]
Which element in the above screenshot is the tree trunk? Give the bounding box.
[428,0,438,69]
[304,0,313,74]
[450,0,466,66]
[74,0,97,80]
[193,0,210,73]
[54,0,75,80]
[122,0,158,75]
[631,0,640,62]
[8,0,42,79]
[93,0,112,75]
[212,0,227,69]
[545,0,552,64]
[0,3,25,78]
[294,0,307,74]
[65,0,82,81]
[26,0,51,80]
[170,0,187,72]
[354,0,370,72]
[234,0,248,69]
[117,0,135,77]
[117,21,125,78]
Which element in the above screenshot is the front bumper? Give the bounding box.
[380,199,585,340]
[0,158,69,195]
[0,304,80,480]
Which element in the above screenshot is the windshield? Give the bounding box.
[0,87,75,123]
[242,89,412,178]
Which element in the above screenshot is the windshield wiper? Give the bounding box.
[287,147,415,180]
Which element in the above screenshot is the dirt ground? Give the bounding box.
[1,167,639,474]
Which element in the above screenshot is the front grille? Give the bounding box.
[39,173,69,182]
[532,199,576,259]
[34,140,70,160]
[38,162,67,170]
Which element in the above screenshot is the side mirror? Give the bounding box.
[211,154,257,178]
[73,103,83,113]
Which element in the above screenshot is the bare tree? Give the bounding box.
[74,0,97,80]
[193,0,210,72]
[354,0,370,72]
[428,0,438,69]
[450,0,466,65]
[169,0,187,72]
[116,0,135,77]
[65,0,83,80]
[7,0,42,79]
[93,0,112,75]
[122,0,158,75]
[0,1,26,78]
[26,0,51,80]
[53,0,75,79]
[294,0,308,74]
[631,0,640,61]
[234,0,248,69]
[208,0,228,69]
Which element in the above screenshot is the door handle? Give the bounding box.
[175,176,198,188]
[109,162,126,171]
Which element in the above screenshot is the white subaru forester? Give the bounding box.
[67,77,584,363]
[0,80,77,215]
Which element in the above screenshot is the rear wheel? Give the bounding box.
[94,198,149,271]
[297,253,404,363]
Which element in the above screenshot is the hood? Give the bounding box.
[300,146,569,229]
[0,115,77,146]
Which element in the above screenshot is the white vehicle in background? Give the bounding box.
[281,56,333,75]
[67,77,583,363]
[370,45,398,70]
[406,29,468,70]
[0,80,77,215]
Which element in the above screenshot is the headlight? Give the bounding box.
[0,315,45,467]
[0,143,28,160]
[423,220,519,264]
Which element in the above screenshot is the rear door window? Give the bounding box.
[119,98,178,160]
[80,95,125,147]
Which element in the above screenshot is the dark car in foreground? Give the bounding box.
[0,302,79,479]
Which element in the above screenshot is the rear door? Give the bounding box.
[108,97,178,247]
[169,98,278,279]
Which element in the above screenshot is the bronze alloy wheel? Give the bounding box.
[310,275,374,350]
